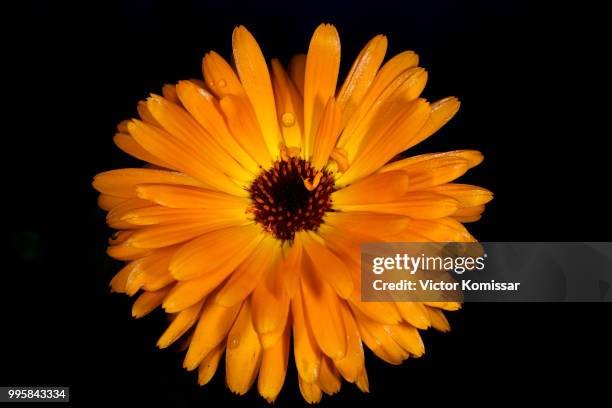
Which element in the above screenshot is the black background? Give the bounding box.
[3,0,610,406]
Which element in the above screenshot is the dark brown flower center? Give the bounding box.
[249,158,334,241]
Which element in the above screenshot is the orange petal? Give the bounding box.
[454,214,482,223]
[259,317,288,350]
[162,275,217,312]
[197,343,224,385]
[161,83,179,104]
[157,299,204,349]
[121,206,244,226]
[175,80,260,174]
[339,67,427,162]
[424,183,493,207]
[299,231,353,298]
[271,59,304,149]
[92,168,205,198]
[137,100,160,126]
[357,50,419,109]
[127,120,245,195]
[300,256,347,359]
[453,205,485,217]
[319,356,341,395]
[116,117,129,131]
[414,96,461,142]
[386,323,425,356]
[113,132,172,169]
[299,377,322,403]
[323,211,411,238]
[127,217,248,249]
[352,307,408,364]
[337,34,387,125]
[183,298,242,370]
[401,158,470,191]
[288,54,306,96]
[98,194,127,211]
[332,170,410,206]
[291,289,321,383]
[311,97,342,169]
[394,302,432,329]
[279,240,303,298]
[338,98,431,185]
[124,245,178,294]
[225,299,262,395]
[349,296,403,326]
[380,150,484,173]
[257,317,290,402]
[108,230,133,245]
[252,261,290,339]
[355,368,370,393]
[452,204,486,222]
[427,306,451,332]
[333,302,365,382]
[109,262,133,293]
[303,24,340,158]
[106,198,154,229]
[342,260,402,328]
[202,50,244,97]
[391,218,477,243]
[136,184,248,210]
[219,94,273,168]
[336,191,458,219]
[178,263,243,308]
[169,224,264,280]
[145,95,253,184]
[232,26,282,158]
[425,301,462,311]
[381,156,482,191]
[337,51,419,152]
[131,287,171,318]
[107,242,152,261]
[315,224,362,266]
[214,235,281,307]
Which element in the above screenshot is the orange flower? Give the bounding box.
[93,23,492,403]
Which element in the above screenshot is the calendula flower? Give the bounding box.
[93,23,492,403]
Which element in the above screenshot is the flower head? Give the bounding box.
[93,23,492,403]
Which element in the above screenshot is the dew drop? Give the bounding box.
[281,112,295,127]
[228,336,240,349]
[217,79,227,88]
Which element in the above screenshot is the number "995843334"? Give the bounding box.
[1,387,69,402]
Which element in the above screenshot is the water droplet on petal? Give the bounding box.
[228,336,240,349]
[281,112,295,127]
[217,79,227,88]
